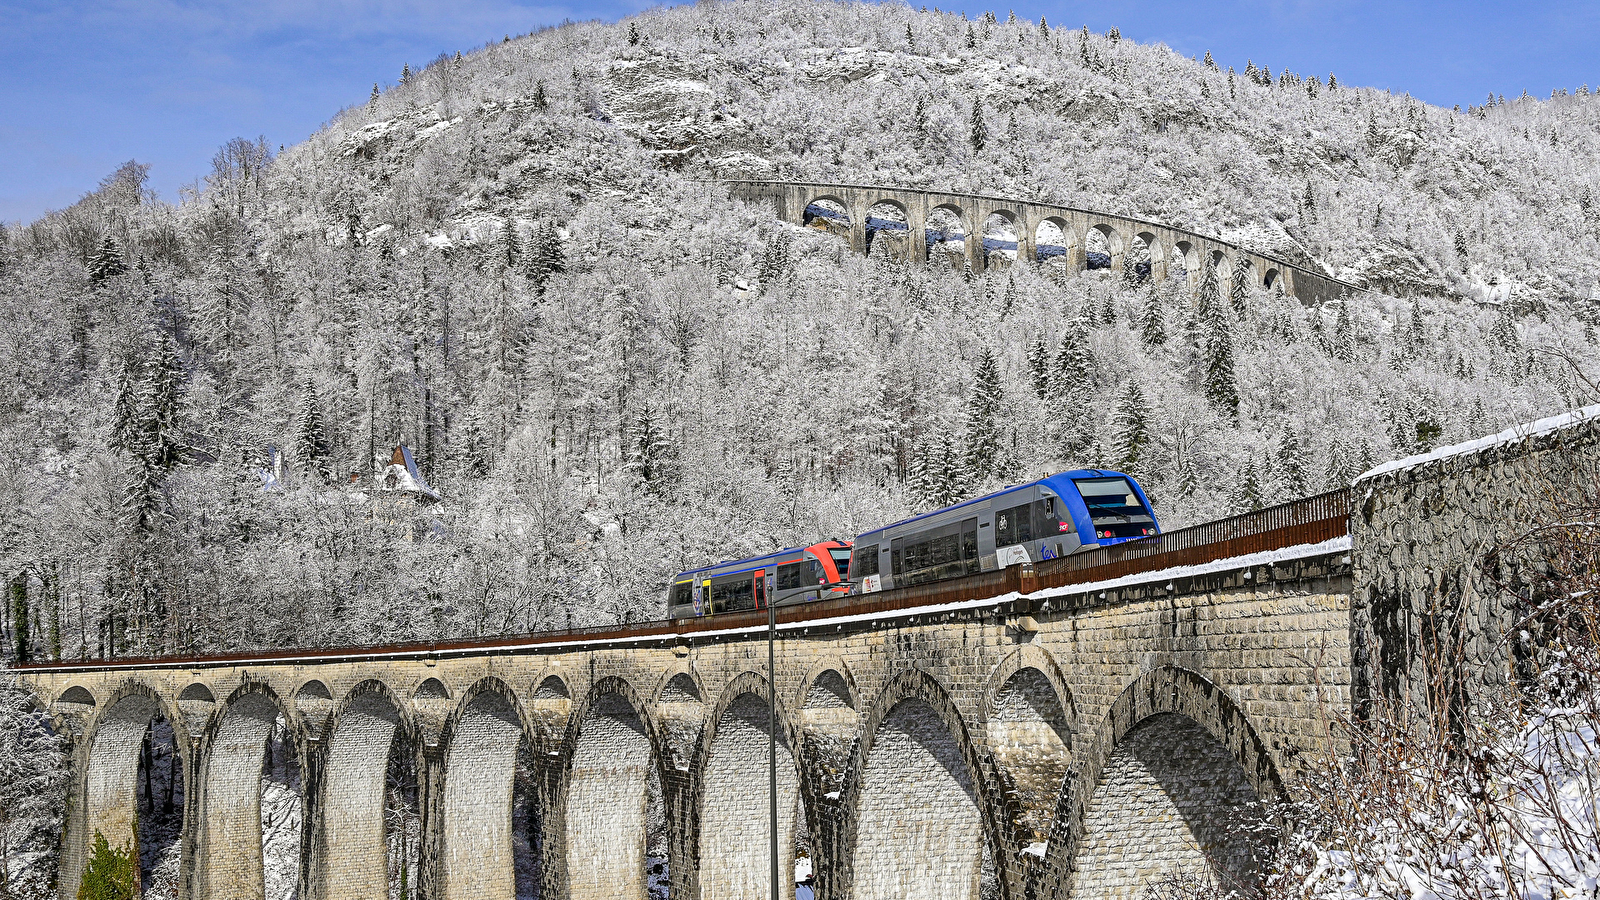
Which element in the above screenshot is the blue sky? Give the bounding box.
[3,1,1597,224]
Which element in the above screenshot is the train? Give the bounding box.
[665,470,1158,618]
[666,540,853,619]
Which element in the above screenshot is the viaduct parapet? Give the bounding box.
[18,407,1598,900]
[722,180,1362,306]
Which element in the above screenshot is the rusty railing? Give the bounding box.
[14,490,1351,671]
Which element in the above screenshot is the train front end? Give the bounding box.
[1047,470,1160,547]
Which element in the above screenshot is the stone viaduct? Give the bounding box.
[723,180,1363,306]
[17,406,1597,900]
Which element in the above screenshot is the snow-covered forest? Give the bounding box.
[0,0,1596,663]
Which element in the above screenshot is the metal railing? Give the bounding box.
[15,491,1352,672]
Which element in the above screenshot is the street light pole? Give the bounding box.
[768,594,780,900]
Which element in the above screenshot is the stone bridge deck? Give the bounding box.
[722,179,1366,306]
[20,495,1356,900]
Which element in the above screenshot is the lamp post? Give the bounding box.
[768,581,780,900]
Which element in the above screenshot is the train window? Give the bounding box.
[895,520,973,586]
[890,539,903,576]
[996,503,1034,545]
[808,557,827,584]
[962,518,979,574]
[671,581,692,608]
[777,563,804,591]
[853,545,879,578]
[711,576,755,613]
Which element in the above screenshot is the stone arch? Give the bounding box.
[1263,267,1281,290]
[1035,216,1074,268]
[64,682,179,900]
[655,667,705,704]
[692,671,807,900]
[412,676,452,741]
[413,676,450,699]
[560,676,674,900]
[1209,248,1232,285]
[926,203,967,269]
[57,684,96,709]
[1171,239,1199,287]
[1085,223,1123,271]
[795,658,859,712]
[844,670,996,900]
[982,209,1020,269]
[1053,667,1282,900]
[440,677,532,900]
[983,647,1076,850]
[195,681,301,900]
[1133,231,1163,282]
[864,198,909,259]
[316,680,414,900]
[533,674,572,700]
[802,195,851,239]
[293,678,334,739]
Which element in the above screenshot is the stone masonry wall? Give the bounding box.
[1351,412,1600,718]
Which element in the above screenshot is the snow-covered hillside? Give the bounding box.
[0,0,1596,658]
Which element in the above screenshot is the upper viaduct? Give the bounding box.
[723,180,1364,306]
[15,406,1594,900]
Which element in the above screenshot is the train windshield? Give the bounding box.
[1073,477,1156,538]
[828,547,852,580]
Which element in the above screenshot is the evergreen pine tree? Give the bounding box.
[1099,292,1117,325]
[1120,252,1139,290]
[1193,260,1221,344]
[533,81,548,109]
[1137,289,1166,346]
[1229,254,1250,313]
[1026,337,1051,398]
[1203,317,1239,420]
[1275,427,1308,499]
[400,63,412,85]
[969,102,987,151]
[369,83,380,105]
[88,236,127,283]
[1331,301,1355,361]
[499,218,521,271]
[1111,381,1150,477]
[525,222,566,294]
[140,333,185,474]
[966,24,977,49]
[1038,16,1048,36]
[962,348,1004,482]
[293,382,330,482]
[1203,50,1216,69]
[1232,461,1264,513]
[110,361,140,457]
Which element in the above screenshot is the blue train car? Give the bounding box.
[667,540,852,619]
[847,470,1159,593]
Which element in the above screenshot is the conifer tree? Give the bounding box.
[1230,254,1250,313]
[1203,50,1216,69]
[293,382,330,482]
[525,222,566,294]
[1038,16,1048,36]
[1275,427,1308,499]
[1099,292,1117,325]
[400,63,412,85]
[962,348,1004,481]
[1137,289,1166,346]
[969,102,987,151]
[499,217,521,271]
[1232,461,1264,513]
[1331,301,1355,361]
[1203,316,1239,420]
[966,24,977,49]
[1120,252,1139,290]
[89,236,127,283]
[369,83,380,105]
[1026,337,1050,398]
[1111,381,1150,477]
[1194,260,1221,339]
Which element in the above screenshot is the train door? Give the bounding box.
[754,569,767,609]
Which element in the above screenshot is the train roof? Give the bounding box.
[671,539,850,580]
[857,469,1140,538]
